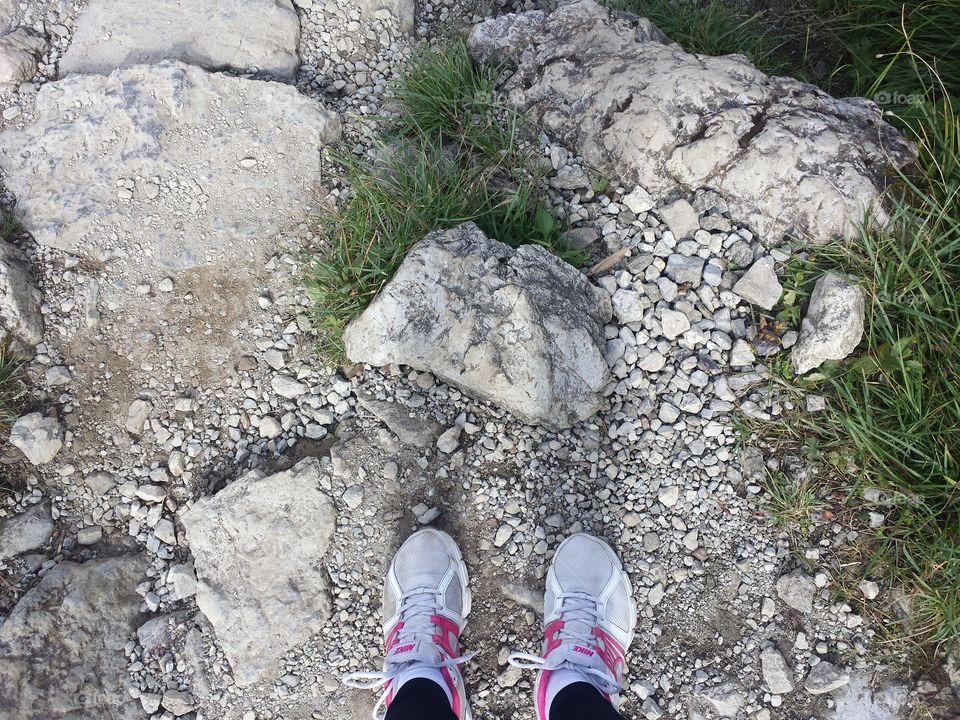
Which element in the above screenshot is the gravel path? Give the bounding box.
[0,1,943,719]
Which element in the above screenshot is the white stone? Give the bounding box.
[730,339,756,366]
[167,563,198,601]
[76,526,102,546]
[0,241,44,352]
[612,288,647,324]
[259,416,283,439]
[660,309,690,340]
[792,272,865,374]
[437,426,461,454]
[0,503,53,559]
[9,413,62,465]
[0,29,45,89]
[761,646,794,694]
[125,399,152,435]
[733,257,782,310]
[804,661,851,695]
[776,570,815,614]
[271,375,308,399]
[622,186,654,214]
[659,199,700,240]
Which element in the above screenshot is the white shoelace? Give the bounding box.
[343,588,474,720]
[507,592,621,696]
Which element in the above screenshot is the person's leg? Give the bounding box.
[548,681,625,720]
[385,677,458,720]
[343,528,473,719]
[508,533,636,720]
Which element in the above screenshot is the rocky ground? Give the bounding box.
[0,1,958,720]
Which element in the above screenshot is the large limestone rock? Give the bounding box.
[343,222,612,428]
[469,0,916,245]
[791,273,865,374]
[0,241,43,354]
[0,555,146,720]
[0,61,340,267]
[0,29,44,89]
[61,0,301,80]
[181,457,336,686]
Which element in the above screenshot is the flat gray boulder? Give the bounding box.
[0,502,53,560]
[0,240,43,354]
[0,555,146,720]
[792,273,865,374]
[0,61,340,267]
[181,457,336,687]
[61,0,301,80]
[469,0,915,245]
[343,222,612,428]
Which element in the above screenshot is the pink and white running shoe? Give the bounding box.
[509,533,637,720]
[344,528,474,720]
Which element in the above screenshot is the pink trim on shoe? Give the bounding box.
[431,614,462,658]
[544,619,565,655]
[440,666,462,718]
[591,626,626,681]
[535,669,552,720]
[385,621,405,653]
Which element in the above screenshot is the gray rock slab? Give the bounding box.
[825,673,908,720]
[805,661,851,695]
[356,391,445,448]
[0,555,146,720]
[0,502,53,559]
[0,61,340,267]
[0,240,43,353]
[343,222,612,429]
[61,0,301,80]
[181,457,336,687]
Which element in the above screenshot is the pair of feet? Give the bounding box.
[344,529,637,720]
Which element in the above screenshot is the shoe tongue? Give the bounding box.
[387,640,441,669]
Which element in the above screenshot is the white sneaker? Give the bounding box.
[509,533,637,720]
[344,528,473,720]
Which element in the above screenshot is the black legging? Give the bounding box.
[384,677,624,720]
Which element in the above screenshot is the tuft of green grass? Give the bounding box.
[0,343,25,430]
[0,209,21,240]
[794,0,960,102]
[775,78,960,650]
[606,0,792,75]
[763,468,828,542]
[623,0,958,657]
[306,39,583,360]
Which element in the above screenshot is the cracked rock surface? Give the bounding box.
[60,0,302,79]
[0,555,146,720]
[344,222,612,429]
[468,0,916,246]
